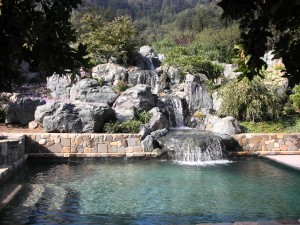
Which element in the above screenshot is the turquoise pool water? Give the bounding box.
[0,158,300,224]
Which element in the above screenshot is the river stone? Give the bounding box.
[92,63,128,85]
[35,101,115,133]
[203,114,241,135]
[70,78,119,105]
[5,94,46,125]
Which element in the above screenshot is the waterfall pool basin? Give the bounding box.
[0,158,300,224]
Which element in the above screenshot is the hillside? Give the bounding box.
[78,0,222,43]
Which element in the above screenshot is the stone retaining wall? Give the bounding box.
[0,135,25,165]
[232,133,300,155]
[25,133,160,158]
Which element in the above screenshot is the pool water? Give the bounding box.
[0,158,300,224]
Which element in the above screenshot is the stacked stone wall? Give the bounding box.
[25,133,159,158]
[232,133,300,155]
[0,135,25,165]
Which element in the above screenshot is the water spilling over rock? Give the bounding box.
[157,129,230,162]
[161,97,185,127]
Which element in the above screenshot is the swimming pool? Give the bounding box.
[0,158,300,224]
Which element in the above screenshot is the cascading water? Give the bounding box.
[161,97,185,127]
[157,129,230,164]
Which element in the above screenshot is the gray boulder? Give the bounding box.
[35,101,115,133]
[134,46,161,70]
[47,73,79,99]
[222,63,240,79]
[5,94,45,125]
[114,109,136,123]
[150,128,168,139]
[70,78,119,105]
[148,112,169,131]
[185,82,213,113]
[165,66,183,85]
[92,63,128,85]
[139,125,151,140]
[212,91,223,113]
[203,114,241,135]
[141,135,155,152]
[139,46,156,58]
[113,85,156,122]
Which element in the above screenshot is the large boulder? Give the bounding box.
[148,112,169,131]
[113,84,156,122]
[141,135,155,152]
[134,46,161,70]
[47,73,79,100]
[185,82,213,113]
[35,101,115,133]
[5,94,45,125]
[128,70,159,94]
[212,91,223,113]
[139,46,156,58]
[92,63,128,85]
[222,63,240,79]
[203,114,241,135]
[165,66,183,85]
[70,78,119,105]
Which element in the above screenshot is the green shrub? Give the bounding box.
[104,120,142,133]
[190,24,241,63]
[152,24,240,64]
[136,110,152,124]
[203,80,217,92]
[93,77,103,87]
[240,114,300,133]
[114,80,129,94]
[163,49,224,80]
[218,78,283,122]
[103,121,121,133]
[290,85,300,109]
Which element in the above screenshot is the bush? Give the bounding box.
[93,77,103,87]
[218,78,283,122]
[136,110,152,124]
[114,80,129,94]
[240,114,300,133]
[163,48,224,80]
[290,85,300,110]
[104,120,142,133]
[190,24,241,63]
[152,24,240,64]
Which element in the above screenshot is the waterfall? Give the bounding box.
[161,97,185,127]
[128,70,159,94]
[157,129,228,163]
[168,137,225,162]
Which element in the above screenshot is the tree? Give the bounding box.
[0,0,87,90]
[78,13,139,65]
[218,0,300,87]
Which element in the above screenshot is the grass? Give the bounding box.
[240,114,300,133]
